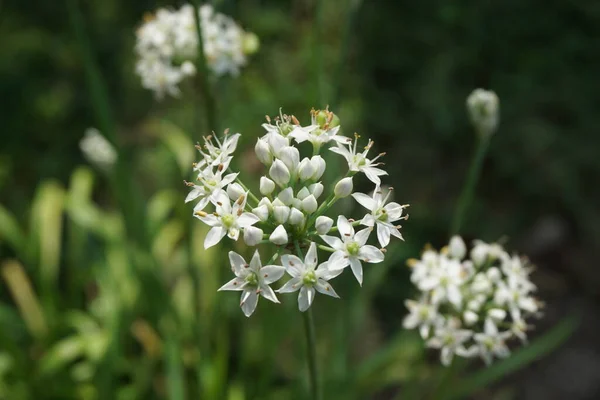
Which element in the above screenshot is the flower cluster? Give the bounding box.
[466,88,499,136]
[403,236,542,365]
[135,4,258,98]
[186,108,408,316]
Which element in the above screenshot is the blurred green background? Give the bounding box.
[1,0,599,399]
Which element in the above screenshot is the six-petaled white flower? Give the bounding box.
[321,216,385,285]
[277,242,342,311]
[219,250,285,317]
[330,136,387,184]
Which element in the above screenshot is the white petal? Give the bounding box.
[441,347,454,366]
[327,250,350,270]
[354,228,372,246]
[281,255,305,277]
[249,250,262,272]
[360,213,376,227]
[337,215,354,237]
[384,202,405,220]
[259,284,280,303]
[240,290,259,317]
[363,168,382,185]
[186,188,204,203]
[358,245,385,263]
[218,277,245,291]
[320,235,343,250]
[228,251,247,275]
[238,213,260,227]
[305,242,319,269]
[298,286,316,312]
[402,313,419,329]
[349,258,364,285]
[315,262,344,280]
[351,192,376,211]
[376,223,391,247]
[261,265,286,284]
[447,285,463,307]
[315,279,339,298]
[204,226,227,249]
[277,277,302,293]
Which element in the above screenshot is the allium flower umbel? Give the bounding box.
[403,236,543,365]
[135,4,258,98]
[186,108,408,316]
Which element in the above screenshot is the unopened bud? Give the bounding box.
[301,195,318,214]
[289,207,305,226]
[243,226,263,246]
[463,310,479,326]
[298,158,315,181]
[226,183,245,200]
[310,156,326,181]
[466,88,499,136]
[255,138,272,165]
[448,235,466,259]
[315,216,334,235]
[269,159,290,187]
[269,225,288,245]
[273,206,290,224]
[334,177,353,198]
[309,182,324,199]
[279,146,300,174]
[488,309,507,321]
[252,205,269,222]
[259,176,275,195]
[296,187,310,200]
[277,187,294,205]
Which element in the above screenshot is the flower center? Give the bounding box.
[245,272,258,287]
[346,241,360,256]
[206,179,218,187]
[302,270,317,286]
[418,307,429,320]
[221,214,235,228]
[376,208,388,222]
[352,154,366,167]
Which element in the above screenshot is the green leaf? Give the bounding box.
[0,204,26,257]
[147,190,178,237]
[444,314,580,400]
[39,336,85,376]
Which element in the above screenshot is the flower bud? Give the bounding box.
[466,88,499,136]
[334,177,353,198]
[259,176,275,195]
[289,207,305,226]
[487,267,501,282]
[315,216,333,235]
[181,61,196,76]
[258,197,273,209]
[255,138,272,165]
[488,309,507,321]
[297,158,315,181]
[279,146,299,174]
[309,182,324,199]
[252,205,269,222]
[269,225,288,245]
[277,187,294,205]
[273,206,290,224]
[301,195,318,214]
[292,198,302,209]
[448,235,466,259]
[267,133,288,155]
[226,183,245,200]
[471,243,489,266]
[463,310,478,326]
[242,32,260,55]
[269,159,290,187]
[310,156,326,180]
[296,187,310,200]
[243,226,263,246]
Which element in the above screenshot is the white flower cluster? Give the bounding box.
[403,236,542,365]
[80,128,117,169]
[186,108,408,316]
[135,4,258,98]
[466,88,499,136]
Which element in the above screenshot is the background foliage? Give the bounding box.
[1,0,598,399]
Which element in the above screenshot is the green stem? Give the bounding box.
[192,0,218,135]
[295,242,321,400]
[450,136,490,236]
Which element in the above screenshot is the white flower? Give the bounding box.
[352,186,407,247]
[269,159,290,187]
[334,177,353,198]
[315,216,334,235]
[330,136,387,185]
[195,132,241,170]
[187,166,238,211]
[277,242,342,311]
[473,319,512,365]
[219,250,285,317]
[195,192,259,248]
[80,128,117,169]
[321,216,384,285]
[418,255,467,307]
[269,225,288,245]
[243,226,263,246]
[288,124,350,150]
[426,319,474,366]
[494,276,538,320]
[403,298,440,339]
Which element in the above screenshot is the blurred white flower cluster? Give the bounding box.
[186,108,409,316]
[403,236,542,365]
[466,88,499,136]
[135,4,258,99]
[79,128,117,169]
